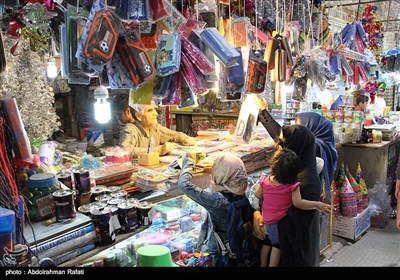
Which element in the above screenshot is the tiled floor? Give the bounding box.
[320,218,400,267]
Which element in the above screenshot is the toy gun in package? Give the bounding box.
[116,30,156,86]
[84,9,119,65]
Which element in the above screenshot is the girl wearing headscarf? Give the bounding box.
[296,111,338,202]
[255,108,322,266]
[178,152,249,267]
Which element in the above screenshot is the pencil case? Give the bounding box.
[200,27,240,67]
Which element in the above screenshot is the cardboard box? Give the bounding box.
[138,152,160,166]
[332,208,371,240]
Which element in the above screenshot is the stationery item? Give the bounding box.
[329,53,342,75]
[1,98,32,161]
[149,0,168,22]
[281,36,294,67]
[246,50,267,94]
[234,94,259,144]
[155,33,182,76]
[181,36,214,75]
[265,38,279,70]
[114,0,150,21]
[138,153,160,166]
[340,54,353,76]
[232,18,248,47]
[200,27,241,66]
[227,47,245,88]
[276,49,287,82]
[83,9,119,65]
[161,72,182,106]
[117,30,156,86]
[154,74,173,99]
[0,31,6,73]
[180,52,207,95]
[160,0,187,33]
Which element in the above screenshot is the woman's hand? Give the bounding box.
[253,211,266,240]
[183,137,196,146]
[255,96,268,110]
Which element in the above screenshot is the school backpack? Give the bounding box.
[212,196,262,267]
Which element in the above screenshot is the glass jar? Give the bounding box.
[23,173,60,221]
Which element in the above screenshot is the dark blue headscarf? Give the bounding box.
[296,112,338,202]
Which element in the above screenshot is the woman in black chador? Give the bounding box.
[254,108,322,266]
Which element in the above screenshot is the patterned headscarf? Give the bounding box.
[211,153,248,195]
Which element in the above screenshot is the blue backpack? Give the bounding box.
[212,196,262,267]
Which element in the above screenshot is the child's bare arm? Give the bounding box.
[292,188,332,214]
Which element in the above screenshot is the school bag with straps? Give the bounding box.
[211,195,262,267]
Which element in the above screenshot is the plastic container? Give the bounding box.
[136,245,177,267]
[372,130,382,143]
[0,207,15,261]
[37,141,56,166]
[24,173,60,221]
